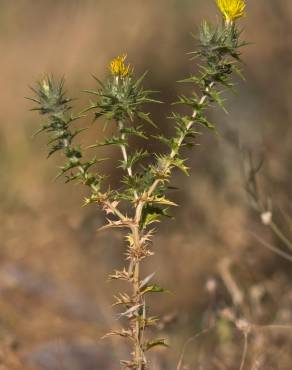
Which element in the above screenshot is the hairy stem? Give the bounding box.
[133,204,147,369]
[118,120,138,200]
[131,224,146,369]
[116,119,147,368]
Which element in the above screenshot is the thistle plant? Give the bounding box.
[27,1,247,368]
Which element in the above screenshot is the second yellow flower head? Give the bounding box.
[216,0,246,22]
[110,54,131,78]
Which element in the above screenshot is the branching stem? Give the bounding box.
[143,83,213,210]
[125,84,214,369]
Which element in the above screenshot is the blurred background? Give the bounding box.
[0,0,292,369]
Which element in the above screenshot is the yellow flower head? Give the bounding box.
[216,0,246,22]
[109,54,131,78]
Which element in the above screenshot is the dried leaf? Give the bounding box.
[139,272,156,290]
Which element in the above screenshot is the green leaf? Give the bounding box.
[141,204,169,229]
[137,111,157,127]
[153,135,177,150]
[127,150,149,168]
[120,126,148,140]
[151,196,178,207]
[145,339,169,351]
[87,136,127,149]
[208,90,228,113]
[140,285,169,295]
[172,158,190,176]
[196,114,215,129]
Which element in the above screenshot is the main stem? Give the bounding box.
[132,225,145,370]
[117,119,146,368]
[131,197,149,369]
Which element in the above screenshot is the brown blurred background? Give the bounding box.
[0,0,292,369]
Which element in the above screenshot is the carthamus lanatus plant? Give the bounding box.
[28,1,247,368]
